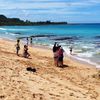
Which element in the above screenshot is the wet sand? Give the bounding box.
[0,38,100,100]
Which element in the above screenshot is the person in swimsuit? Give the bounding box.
[23,45,30,58]
[58,46,64,67]
[15,39,20,56]
[53,42,59,66]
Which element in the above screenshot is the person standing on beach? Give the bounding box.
[53,42,59,67]
[15,39,20,56]
[58,46,64,67]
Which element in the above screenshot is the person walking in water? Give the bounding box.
[30,37,33,45]
[26,37,29,46]
[53,42,59,67]
[15,39,20,56]
[69,46,73,55]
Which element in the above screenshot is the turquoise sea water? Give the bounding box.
[0,24,100,67]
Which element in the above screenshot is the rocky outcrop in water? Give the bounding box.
[51,36,80,41]
[31,34,56,38]
[94,36,100,39]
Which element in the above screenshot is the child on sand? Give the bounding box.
[23,45,30,58]
[15,39,20,56]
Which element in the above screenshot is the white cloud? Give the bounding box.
[0,0,98,10]
[0,2,67,9]
[89,0,100,3]
[0,0,100,22]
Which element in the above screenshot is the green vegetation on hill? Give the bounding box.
[0,15,67,26]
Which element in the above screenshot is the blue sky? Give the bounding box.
[0,0,100,23]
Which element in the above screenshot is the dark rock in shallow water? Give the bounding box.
[31,34,56,38]
[15,32,21,34]
[94,36,100,39]
[52,36,79,41]
[17,36,28,39]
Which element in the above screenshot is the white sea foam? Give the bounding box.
[73,56,100,68]
[0,28,7,30]
[10,33,17,36]
[82,44,95,48]
[63,46,100,68]
[7,28,31,31]
[5,32,17,36]
[77,52,93,58]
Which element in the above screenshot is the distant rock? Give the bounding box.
[14,32,21,34]
[94,36,100,39]
[52,36,79,41]
[31,34,56,38]
[17,37,27,39]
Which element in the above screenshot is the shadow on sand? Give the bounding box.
[17,54,32,59]
[58,64,69,68]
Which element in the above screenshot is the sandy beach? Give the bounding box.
[0,38,100,100]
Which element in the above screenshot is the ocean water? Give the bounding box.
[0,24,100,67]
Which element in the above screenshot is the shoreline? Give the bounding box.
[0,37,99,69]
[23,40,100,69]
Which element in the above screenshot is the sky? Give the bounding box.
[0,0,100,23]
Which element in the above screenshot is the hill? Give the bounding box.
[0,15,67,26]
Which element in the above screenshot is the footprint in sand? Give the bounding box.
[70,93,74,96]
[0,95,5,99]
[59,92,64,95]
[49,93,60,98]
[32,93,45,100]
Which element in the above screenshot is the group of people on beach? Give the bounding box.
[15,39,30,58]
[53,42,73,67]
[53,42,64,67]
[15,38,73,67]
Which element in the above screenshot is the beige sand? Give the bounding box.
[0,38,100,100]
